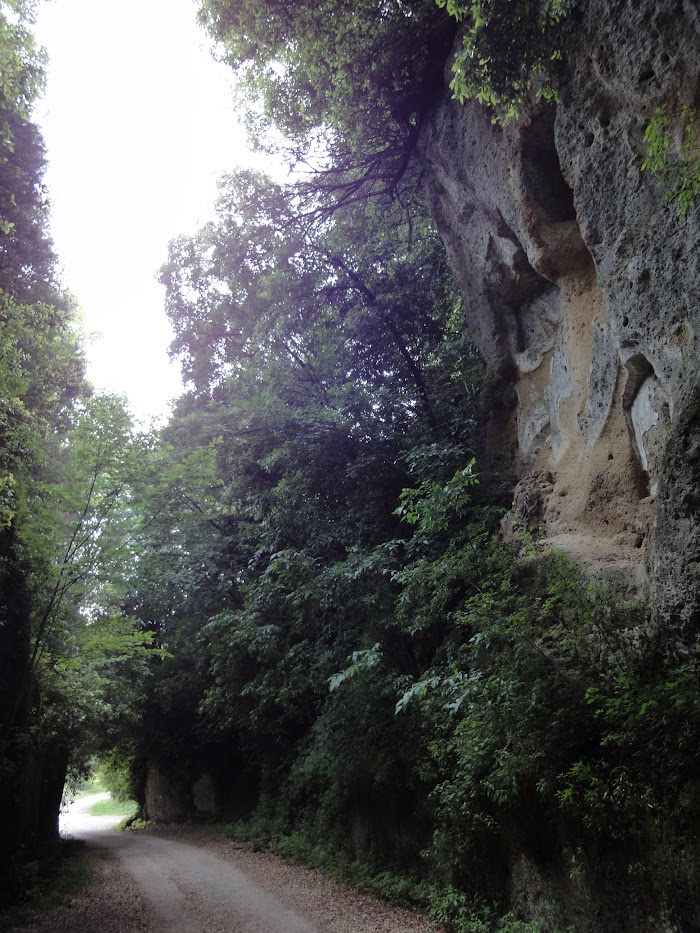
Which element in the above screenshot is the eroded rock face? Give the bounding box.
[420,0,699,615]
[653,386,700,646]
[144,763,190,822]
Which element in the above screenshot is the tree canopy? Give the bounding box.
[2,2,700,929]
[197,0,573,211]
[199,0,456,207]
[0,3,159,900]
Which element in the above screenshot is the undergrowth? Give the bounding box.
[0,840,96,931]
[219,529,700,929]
[222,819,557,931]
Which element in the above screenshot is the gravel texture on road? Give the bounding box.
[146,823,441,933]
[13,804,441,932]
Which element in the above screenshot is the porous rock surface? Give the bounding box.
[419,0,700,631]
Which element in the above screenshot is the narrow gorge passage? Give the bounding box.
[15,797,437,933]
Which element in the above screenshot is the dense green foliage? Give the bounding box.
[199,0,455,207]
[109,165,700,929]
[119,170,492,815]
[1,0,699,930]
[0,840,96,931]
[0,2,159,904]
[439,0,571,118]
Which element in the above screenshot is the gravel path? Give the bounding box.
[14,797,441,932]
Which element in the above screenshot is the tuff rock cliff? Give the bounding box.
[137,4,699,927]
[420,0,700,636]
[415,4,699,923]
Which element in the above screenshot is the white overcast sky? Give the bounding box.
[33,0,273,424]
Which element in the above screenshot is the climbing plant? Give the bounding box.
[642,104,700,215]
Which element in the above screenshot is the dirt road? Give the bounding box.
[18,795,438,932]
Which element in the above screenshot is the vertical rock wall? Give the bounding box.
[420,0,700,621]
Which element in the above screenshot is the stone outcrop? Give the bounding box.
[143,762,190,823]
[419,0,700,626]
[142,756,257,824]
[417,2,699,926]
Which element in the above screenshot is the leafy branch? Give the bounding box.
[394,458,479,531]
[438,0,573,120]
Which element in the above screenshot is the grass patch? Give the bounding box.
[121,816,152,831]
[89,797,138,818]
[0,840,96,930]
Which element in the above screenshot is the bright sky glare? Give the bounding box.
[33,0,269,424]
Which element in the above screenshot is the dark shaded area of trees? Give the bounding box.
[121,168,509,871]
[113,167,700,930]
[0,1,156,905]
[113,2,698,927]
[0,14,85,891]
[2,1,700,930]
[199,0,457,210]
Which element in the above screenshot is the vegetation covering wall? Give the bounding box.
[119,2,700,929]
[1,1,699,930]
